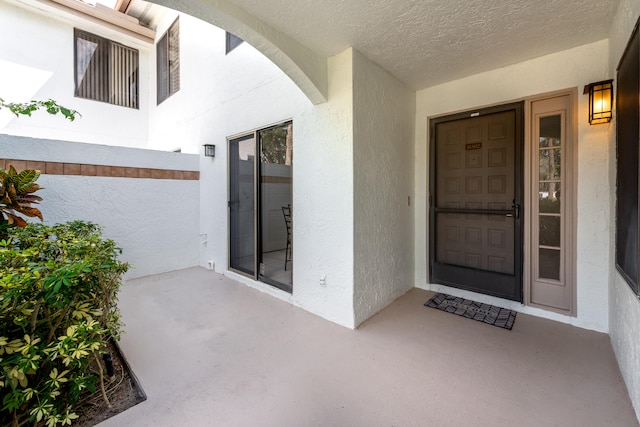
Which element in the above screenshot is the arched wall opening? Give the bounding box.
[148,0,328,104]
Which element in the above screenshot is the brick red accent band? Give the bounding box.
[0,159,199,180]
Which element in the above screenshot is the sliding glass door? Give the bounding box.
[228,122,293,292]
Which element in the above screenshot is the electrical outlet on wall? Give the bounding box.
[320,274,326,287]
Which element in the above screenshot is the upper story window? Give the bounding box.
[226,32,244,54]
[157,18,180,105]
[74,29,139,109]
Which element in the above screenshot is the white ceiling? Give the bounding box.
[215,0,621,91]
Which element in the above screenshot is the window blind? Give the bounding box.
[74,29,139,109]
[157,18,180,104]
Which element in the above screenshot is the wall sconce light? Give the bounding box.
[203,144,216,157]
[583,79,614,125]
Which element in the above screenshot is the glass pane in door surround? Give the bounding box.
[538,115,562,281]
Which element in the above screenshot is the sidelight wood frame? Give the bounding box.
[525,90,578,316]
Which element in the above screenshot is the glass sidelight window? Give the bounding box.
[228,122,293,292]
[529,94,575,314]
[538,115,562,281]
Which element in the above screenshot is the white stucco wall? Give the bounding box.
[148,12,308,154]
[0,135,200,279]
[0,1,151,148]
[415,40,612,332]
[292,49,355,327]
[352,50,415,326]
[149,12,357,327]
[608,0,640,420]
[148,0,328,104]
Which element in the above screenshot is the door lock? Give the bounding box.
[511,200,520,219]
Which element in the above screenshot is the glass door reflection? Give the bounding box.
[229,134,256,276]
[258,123,293,292]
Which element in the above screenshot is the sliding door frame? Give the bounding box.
[228,132,258,279]
[227,121,294,293]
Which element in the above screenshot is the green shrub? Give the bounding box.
[0,221,129,426]
[0,166,44,239]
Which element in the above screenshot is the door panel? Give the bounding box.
[258,123,293,292]
[229,134,256,276]
[430,103,523,301]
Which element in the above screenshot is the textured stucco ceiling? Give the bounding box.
[220,0,621,91]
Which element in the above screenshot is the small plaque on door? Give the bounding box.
[465,143,482,151]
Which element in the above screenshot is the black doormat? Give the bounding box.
[424,293,517,330]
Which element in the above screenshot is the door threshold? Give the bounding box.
[259,275,292,293]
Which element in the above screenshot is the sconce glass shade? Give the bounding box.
[584,80,613,125]
[203,144,216,157]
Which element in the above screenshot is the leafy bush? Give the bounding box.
[0,221,129,426]
[0,167,44,239]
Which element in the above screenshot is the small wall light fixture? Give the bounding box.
[583,79,614,125]
[203,144,216,157]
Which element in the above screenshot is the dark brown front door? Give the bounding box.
[429,102,523,301]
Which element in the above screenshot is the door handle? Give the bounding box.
[511,200,520,219]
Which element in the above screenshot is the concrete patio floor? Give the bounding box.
[99,267,639,426]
